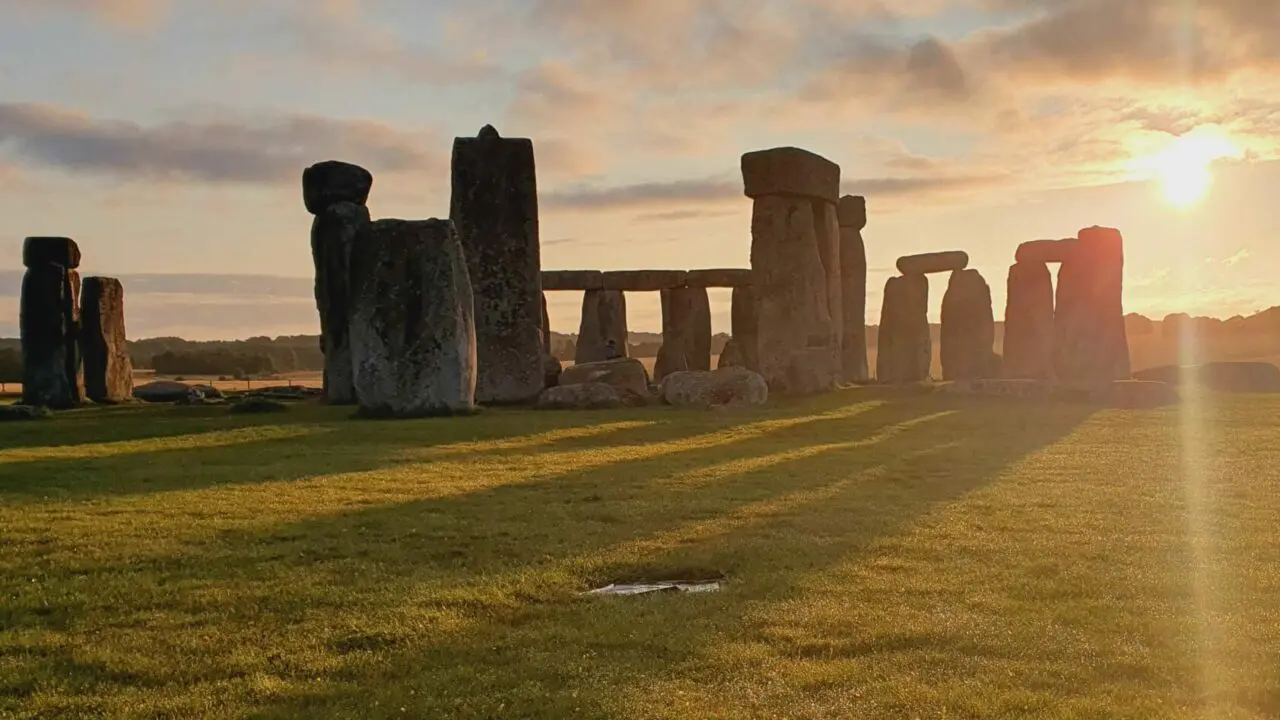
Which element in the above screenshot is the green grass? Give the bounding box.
[1,389,1278,718]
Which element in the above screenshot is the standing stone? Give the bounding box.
[743,147,842,395]
[940,269,996,381]
[838,195,869,383]
[730,286,759,372]
[81,277,133,403]
[20,236,82,409]
[541,293,552,355]
[1003,261,1055,379]
[348,219,477,417]
[1054,226,1131,383]
[311,201,370,404]
[654,287,711,382]
[717,338,745,369]
[576,290,628,364]
[303,160,373,405]
[451,125,544,404]
[876,275,930,383]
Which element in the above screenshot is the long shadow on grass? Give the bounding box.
[3,392,1097,717]
[237,398,1098,718]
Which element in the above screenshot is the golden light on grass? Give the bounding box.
[1132,126,1243,209]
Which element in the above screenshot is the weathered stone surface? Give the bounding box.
[559,357,650,405]
[751,194,841,395]
[541,270,604,291]
[1133,362,1280,393]
[133,380,201,404]
[541,293,552,355]
[839,195,869,383]
[23,236,81,269]
[940,269,996,381]
[654,287,711,382]
[1002,261,1055,380]
[684,268,753,288]
[876,274,930,383]
[302,160,373,215]
[660,367,769,409]
[896,251,969,276]
[838,195,867,230]
[717,338,745,369]
[602,270,688,292]
[311,201,370,404]
[1054,226,1131,382]
[543,354,563,389]
[451,125,543,405]
[348,219,477,417]
[741,147,841,203]
[20,265,80,409]
[81,277,133,403]
[536,382,624,410]
[576,290,628,364]
[1016,238,1077,265]
[731,286,759,372]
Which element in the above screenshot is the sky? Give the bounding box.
[1,0,1278,340]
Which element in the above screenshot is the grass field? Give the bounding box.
[2,389,1279,718]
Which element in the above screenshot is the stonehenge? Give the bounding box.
[940,269,997,381]
[653,287,712,381]
[20,237,84,409]
[303,159,373,405]
[1003,228,1131,383]
[742,147,843,395]
[348,219,478,417]
[576,290,629,364]
[81,277,133,403]
[451,125,544,404]
[876,274,931,383]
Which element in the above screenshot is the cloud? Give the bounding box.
[1222,248,1251,267]
[844,173,1010,198]
[0,0,172,30]
[0,103,446,184]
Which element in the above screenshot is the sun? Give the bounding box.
[1141,128,1243,209]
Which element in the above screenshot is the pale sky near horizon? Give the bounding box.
[1,0,1278,340]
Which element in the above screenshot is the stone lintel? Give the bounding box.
[896,251,970,276]
[602,270,688,292]
[541,270,605,291]
[1015,238,1077,265]
[684,268,753,288]
[741,147,841,203]
[23,236,81,269]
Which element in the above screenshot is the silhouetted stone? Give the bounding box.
[750,193,842,395]
[838,195,869,383]
[348,219,477,417]
[541,270,605,291]
[23,236,81,269]
[302,160,373,215]
[451,124,543,404]
[1054,226,1131,383]
[741,147,840,202]
[81,277,133,403]
[20,264,80,409]
[896,251,969,276]
[559,357,650,405]
[654,287,711,382]
[311,201,370,404]
[602,270,688,291]
[541,293,552,355]
[660,367,768,408]
[876,274,930,383]
[940,269,996,381]
[1016,238,1077,265]
[731,286,759,372]
[536,382,624,410]
[1003,261,1055,379]
[576,290,628,364]
[543,354,563,389]
[685,268,753,288]
[717,338,745,369]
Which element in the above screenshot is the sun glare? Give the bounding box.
[1139,127,1243,209]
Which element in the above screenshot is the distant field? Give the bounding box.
[2,390,1278,717]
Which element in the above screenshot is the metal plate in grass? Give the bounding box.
[582,580,722,596]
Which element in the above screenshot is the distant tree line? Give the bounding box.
[131,335,324,375]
